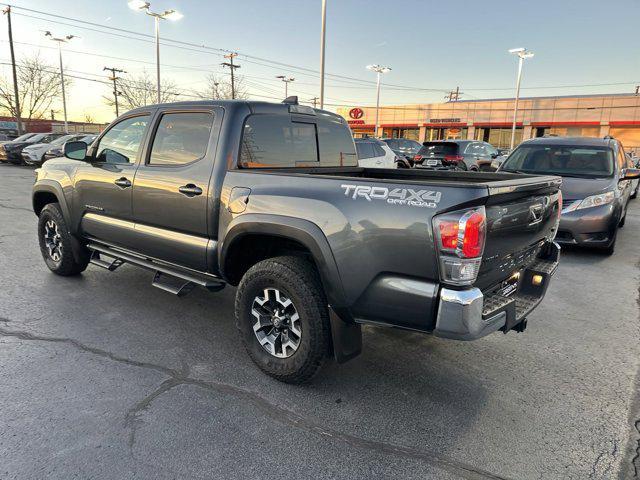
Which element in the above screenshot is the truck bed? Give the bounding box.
[247,166,561,192]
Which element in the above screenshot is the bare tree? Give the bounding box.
[103,71,180,111]
[0,53,69,121]
[195,73,247,100]
[84,113,94,123]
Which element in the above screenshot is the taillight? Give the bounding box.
[433,207,486,286]
[413,154,423,162]
[443,155,464,164]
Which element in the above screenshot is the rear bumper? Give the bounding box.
[433,242,560,340]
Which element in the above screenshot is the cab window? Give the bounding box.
[95,115,150,164]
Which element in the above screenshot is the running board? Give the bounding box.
[87,243,226,295]
[90,251,124,271]
[152,271,196,297]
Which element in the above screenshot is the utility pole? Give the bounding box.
[103,67,126,117]
[50,109,56,120]
[445,86,461,102]
[310,97,319,108]
[635,85,639,96]
[222,53,240,99]
[3,7,22,135]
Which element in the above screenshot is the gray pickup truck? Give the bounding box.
[32,99,562,383]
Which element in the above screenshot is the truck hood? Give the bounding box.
[559,176,615,201]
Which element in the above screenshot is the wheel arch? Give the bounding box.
[32,181,72,224]
[220,214,347,309]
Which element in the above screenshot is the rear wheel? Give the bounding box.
[38,203,89,275]
[235,255,331,384]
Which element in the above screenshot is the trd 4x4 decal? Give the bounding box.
[341,184,442,208]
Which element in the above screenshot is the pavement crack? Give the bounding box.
[0,325,510,480]
[0,202,32,213]
[124,378,183,456]
[0,326,180,378]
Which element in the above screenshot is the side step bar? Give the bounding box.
[87,243,225,295]
[90,251,124,271]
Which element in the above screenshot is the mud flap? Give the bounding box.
[329,307,362,364]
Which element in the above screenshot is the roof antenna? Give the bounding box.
[282,96,298,105]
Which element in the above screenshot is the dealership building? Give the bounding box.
[337,93,640,153]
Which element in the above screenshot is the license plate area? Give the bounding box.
[498,272,520,297]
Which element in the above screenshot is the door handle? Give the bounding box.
[114,177,131,189]
[178,184,203,197]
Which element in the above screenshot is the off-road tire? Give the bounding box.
[235,255,331,384]
[38,203,89,276]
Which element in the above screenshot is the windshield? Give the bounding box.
[13,133,34,142]
[49,134,76,146]
[501,144,614,178]
[26,134,46,143]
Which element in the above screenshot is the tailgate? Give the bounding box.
[475,176,562,291]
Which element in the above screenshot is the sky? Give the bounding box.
[0,0,638,123]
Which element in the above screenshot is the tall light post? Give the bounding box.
[319,0,327,109]
[508,47,534,150]
[128,0,182,104]
[45,31,75,133]
[276,75,295,98]
[366,64,391,138]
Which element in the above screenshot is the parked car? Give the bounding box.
[625,152,639,199]
[0,132,36,157]
[354,137,398,168]
[1,132,64,164]
[499,136,640,254]
[33,99,561,383]
[23,134,92,166]
[414,140,501,171]
[380,138,422,162]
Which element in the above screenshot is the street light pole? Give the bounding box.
[45,31,75,134]
[276,75,295,98]
[128,1,183,104]
[366,64,391,138]
[319,0,327,109]
[154,15,160,103]
[508,47,534,150]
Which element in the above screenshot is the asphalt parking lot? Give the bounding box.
[0,164,639,480]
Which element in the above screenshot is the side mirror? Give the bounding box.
[64,141,87,161]
[621,167,640,180]
[491,152,499,159]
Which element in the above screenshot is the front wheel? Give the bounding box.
[38,203,89,276]
[235,255,331,384]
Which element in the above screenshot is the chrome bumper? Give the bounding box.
[433,242,560,341]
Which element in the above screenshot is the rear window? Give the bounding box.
[418,142,458,156]
[502,144,614,178]
[240,114,356,168]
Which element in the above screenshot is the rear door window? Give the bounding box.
[240,114,318,168]
[372,144,386,157]
[355,142,375,159]
[148,112,213,166]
